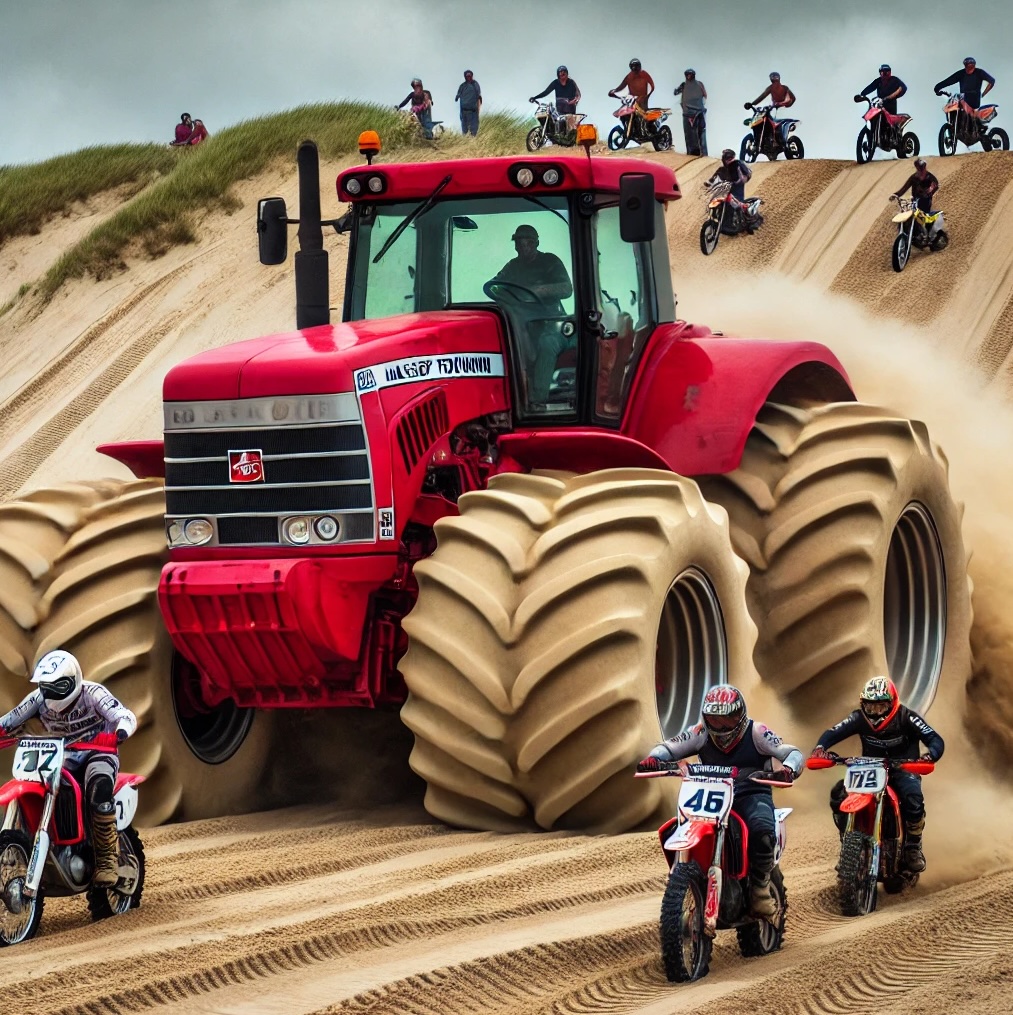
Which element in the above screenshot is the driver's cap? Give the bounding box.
[512,224,539,241]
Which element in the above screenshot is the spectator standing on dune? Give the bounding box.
[456,70,482,136]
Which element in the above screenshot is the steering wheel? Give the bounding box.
[483,279,541,305]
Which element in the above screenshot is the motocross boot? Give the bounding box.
[91,806,120,887]
[902,817,927,873]
[749,874,777,918]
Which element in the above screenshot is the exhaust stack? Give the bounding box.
[295,140,329,329]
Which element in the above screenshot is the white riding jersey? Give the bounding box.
[0,682,137,742]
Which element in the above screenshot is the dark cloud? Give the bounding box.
[2,0,1011,166]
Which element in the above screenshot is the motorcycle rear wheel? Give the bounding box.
[607,125,628,151]
[931,230,950,252]
[938,123,956,156]
[900,132,920,158]
[660,860,712,982]
[0,831,43,946]
[525,127,545,152]
[88,826,146,920]
[856,127,874,164]
[892,232,910,272]
[987,127,1010,151]
[737,866,787,957]
[700,219,720,256]
[785,136,804,159]
[838,831,879,917]
[740,134,757,163]
[652,125,673,152]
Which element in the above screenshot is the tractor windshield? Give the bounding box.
[345,194,578,416]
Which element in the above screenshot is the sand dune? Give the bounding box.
[2,146,1013,1012]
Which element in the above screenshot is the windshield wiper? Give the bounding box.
[523,194,569,226]
[372,174,452,264]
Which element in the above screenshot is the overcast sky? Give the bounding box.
[3,0,1012,167]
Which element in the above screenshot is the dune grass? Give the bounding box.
[13,102,529,303]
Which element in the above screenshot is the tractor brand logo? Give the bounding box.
[355,368,377,393]
[355,353,505,393]
[228,450,265,483]
[378,508,395,541]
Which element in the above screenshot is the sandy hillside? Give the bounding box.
[4,145,1013,1013]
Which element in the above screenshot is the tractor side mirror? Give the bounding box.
[619,173,656,243]
[258,197,288,264]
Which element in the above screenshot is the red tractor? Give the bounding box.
[0,139,971,830]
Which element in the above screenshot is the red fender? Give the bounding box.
[840,792,873,813]
[114,773,146,793]
[0,779,45,807]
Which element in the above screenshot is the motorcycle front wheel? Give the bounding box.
[88,826,146,920]
[740,134,758,163]
[785,136,804,160]
[0,831,44,946]
[838,831,879,916]
[938,123,956,156]
[987,127,1010,151]
[856,127,874,164]
[900,132,920,158]
[660,860,712,982]
[525,127,545,152]
[653,125,673,152]
[892,232,911,273]
[607,125,628,151]
[700,218,720,256]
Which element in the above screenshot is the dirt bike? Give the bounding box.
[806,752,933,916]
[888,195,948,272]
[526,100,585,151]
[0,732,145,945]
[740,104,804,161]
[607,94,673,152]
[937,90,1009,154]
[699,181,764,255]
[854,95,919,162]
[636,761,794,983]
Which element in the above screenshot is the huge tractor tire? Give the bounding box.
[23,480,274,825]
[0,482,124,713]
[399,469,758,834]
[698,402,972,720]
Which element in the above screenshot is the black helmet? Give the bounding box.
[879,64,891,73]
[701,684,749,752]
[721,148,736,163]
[629,58,641,70]
[411,78,422,87]
[914,157,927,169]
[181,112,191,121]
[964,56,976,66]
[684,68,696,76]
[557,65,568,75]
[769,71,781,81]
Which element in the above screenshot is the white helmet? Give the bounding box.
[31,650,83,713]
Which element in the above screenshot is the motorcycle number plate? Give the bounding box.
[844,762,886,794]
[677,779,732,823]
[12,738,64,784]
[114,784,139,830]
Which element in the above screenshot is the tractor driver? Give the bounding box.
[489,224,574,405]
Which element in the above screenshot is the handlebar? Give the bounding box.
[635,760,794,786]
[0,732,120,753]
[806,751,934,775]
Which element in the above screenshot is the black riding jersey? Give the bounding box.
[816,705,944,762]
[934,67,995,108]
[861,75,907,115]
[895,171,939,202]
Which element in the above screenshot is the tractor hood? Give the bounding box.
[163,310,507,402]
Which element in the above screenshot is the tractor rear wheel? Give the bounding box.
[698,402,972,719]
[399,469,758,833]
[11,480,274,824]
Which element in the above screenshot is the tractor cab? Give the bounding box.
[261,145,679,427]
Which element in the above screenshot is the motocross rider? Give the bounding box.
[637,684,804,918]
[530,66,581,132]
[746,71,796,110]
[935,57,995,135]
[609,58,655,110]
[674,69,708,155]
[809,676,944,874]
[0,650,137,887]
[707,150,760,232]
[892,158,942,239]
[858,64,907,116]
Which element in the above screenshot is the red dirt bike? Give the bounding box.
[805,752,933,916]
[699,181,763,255]
[0,733,145,945]
[854,95,920,162]
[606,94,673,152]
[636,761,794,982]
[740,104,804,161]
[937,90,1009,154]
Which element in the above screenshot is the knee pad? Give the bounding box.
[88,773,115,810]
[750,831,777,870]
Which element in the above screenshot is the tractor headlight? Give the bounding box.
[183,518,213,545]
[314,515,339,541]
[367,175,384,193]
[515,167,535,187]
[282,517,311,545]
[346,178,362,195]
[541,167,561,186]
